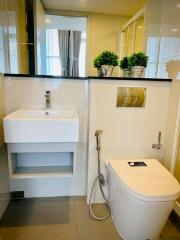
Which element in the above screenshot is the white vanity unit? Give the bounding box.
[3,109,79,179]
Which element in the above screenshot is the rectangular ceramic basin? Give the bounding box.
[3,109,79,143]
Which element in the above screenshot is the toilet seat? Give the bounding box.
[108,159,180,202]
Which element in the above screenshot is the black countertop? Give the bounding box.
[4,73,172,82]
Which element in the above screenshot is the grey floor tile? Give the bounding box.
[0,197,179,240]
[0,197,80,240]
[0,224,80,240]
[0,197,77,226]
[77,198,122,240]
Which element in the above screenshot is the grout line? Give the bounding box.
[76,199,82,240]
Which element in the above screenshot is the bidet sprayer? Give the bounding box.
[95,130,103,137]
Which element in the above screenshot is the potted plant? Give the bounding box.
[94,56,102,77]
[129,52,149,78]
[94,51,119,77]
[120,56,132,77]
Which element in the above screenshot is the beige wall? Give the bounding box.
[88,79,171,202]
[16,0,28,73]
[134,15,144,53]
[0,74,9,218]
[87,14,129,76]
[0,74,5,145]
[163,80,180,170]
[175,143,180,183]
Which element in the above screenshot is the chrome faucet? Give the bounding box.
[45,90,51,109]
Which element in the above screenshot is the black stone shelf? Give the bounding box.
[88,76,172,81]
[4,73,172,82]
[3,73,86,80]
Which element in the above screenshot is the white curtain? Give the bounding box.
[71,31,82,77]
[58,30,70,76]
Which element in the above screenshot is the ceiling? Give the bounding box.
[42,0,145,16]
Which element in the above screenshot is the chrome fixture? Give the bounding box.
[45,90,51,109]
[152,131,161,150]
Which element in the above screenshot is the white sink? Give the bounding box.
[3,109,79,143]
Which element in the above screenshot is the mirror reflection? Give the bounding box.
[37,15,86,76]
[0,0,87,77]
[1,0,180,79]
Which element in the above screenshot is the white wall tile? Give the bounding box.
[4,77,88,197]
[87,79,171,202]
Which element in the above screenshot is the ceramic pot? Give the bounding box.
[131,66,145,78]
[97,65,114,77]
[123,69,132,78]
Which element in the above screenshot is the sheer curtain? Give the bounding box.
[58,30,82,77]
[72,31,82,77]
[58,30,70,76]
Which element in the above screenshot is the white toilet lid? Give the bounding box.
[108,159,180,202]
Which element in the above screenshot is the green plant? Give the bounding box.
[93,51,119,68]
[94,56,102,69]
[129,52,149,68]
[120,56,130,69]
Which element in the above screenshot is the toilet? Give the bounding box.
[108,159,180,240]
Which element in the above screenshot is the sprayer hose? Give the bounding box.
[89,175,110,221]
[89,130,111,221]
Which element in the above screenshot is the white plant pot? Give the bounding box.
[99,65,114,77]
[131,66,145,78]
[122,69,132,78]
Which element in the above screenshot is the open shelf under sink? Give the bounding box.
[10,151,74,179]
[12,165,73,179]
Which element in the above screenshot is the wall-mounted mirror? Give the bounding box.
[0,0,87,77]
[1,0,180,79]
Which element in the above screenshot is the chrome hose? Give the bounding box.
[89,130,111,221]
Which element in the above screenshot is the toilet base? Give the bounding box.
[111,214,160,240]
[109,172,174,240]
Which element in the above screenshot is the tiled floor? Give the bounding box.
[0,197,179,240]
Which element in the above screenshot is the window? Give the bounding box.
[8,26,18,73]
[46,29,86,76]
[79,32,86,77]
[46,29,61,76]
